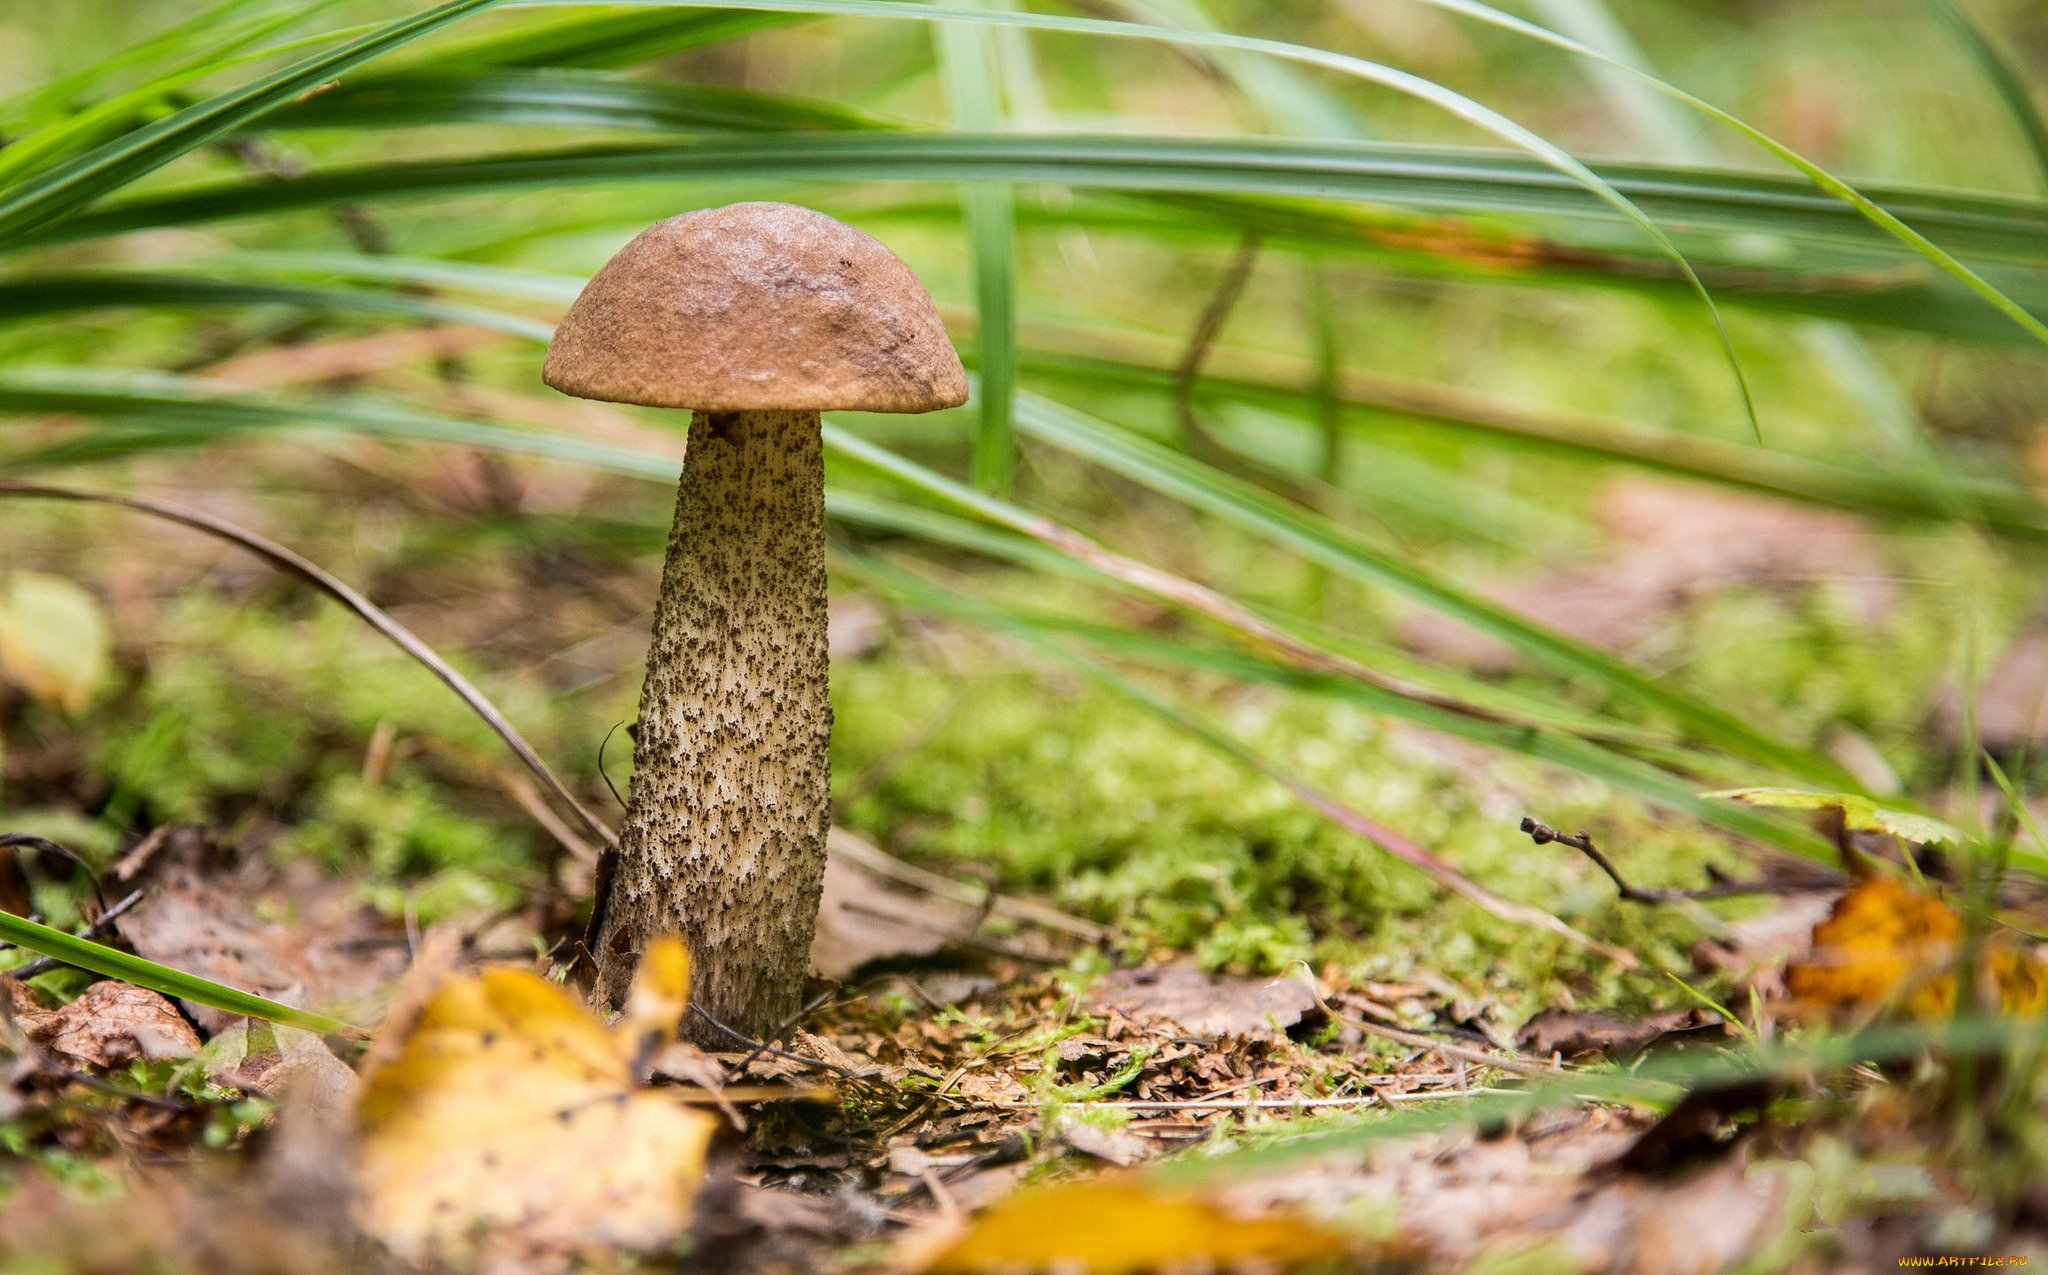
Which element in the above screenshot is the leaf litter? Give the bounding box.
[2,810,2047,1272]
[112,825,410,1032]
[3,474,2046,1271]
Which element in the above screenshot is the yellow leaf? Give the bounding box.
[355,936,715,1268]
[906,1177,1351,1275]
[1787,876,2047,1019]
[0,572,111,713]
[618,931,691,1061]
[1707,787,1962,847]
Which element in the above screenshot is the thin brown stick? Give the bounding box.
[1166,232,1328,508]
[828,827,1108,942]
[0,481,616,852]
[686,1003,877,1083]
[1173,229,1265,447]
[0,833,107,912]
[492,766,601,865]
[6,889,145,981]
[1519,817,1806,903]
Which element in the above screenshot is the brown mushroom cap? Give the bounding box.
[543,202,969,414]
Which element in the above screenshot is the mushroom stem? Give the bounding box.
[595,408,832,1039]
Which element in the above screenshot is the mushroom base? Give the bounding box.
[595,408,831,1041]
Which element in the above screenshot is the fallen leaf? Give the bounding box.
[1693,892,1841,978]
[354,935,717,1269]
[811,848,979,981]
[33,981,201,1068]
[1057,1115,1154,1167]
[1708,788,1961,847]
[208,1020,357,1106]
[1087,965,1319,1041]
[116,828,408,1031]
[904,1176,1351,1274]
[1219,1109,1786,1275]
[0,571,112,713]
[1610,1076,1779,1173]
[1785,875,2048,1019]
[1516,1007,1718,1060]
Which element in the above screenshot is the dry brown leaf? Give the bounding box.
[1086,965,1318,1041]
[1517,1007,1718,1059]
[353,935,716,1271]
[903,1176,1351,1274]
[28,981,200,1069]
[811,849,980,981]
[117,829,408,1031]
[1785,875,2048,1019]
[1056,1115,1154,1167]
[1219,1109,1785,1275]
[207,1020,357,1109]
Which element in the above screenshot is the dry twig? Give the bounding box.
[1520,817,1805,903]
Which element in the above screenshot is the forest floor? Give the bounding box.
[2,439,2046,1273]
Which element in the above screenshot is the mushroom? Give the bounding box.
[544,202,967,1037]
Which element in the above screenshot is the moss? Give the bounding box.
[832,637,1732,1021]
[67,595,554,913]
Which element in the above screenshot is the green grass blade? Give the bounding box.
[0,366,1832,850]
[182,251,588,303]
[827,489,1705,758]
[1005,390,1849,785]
[1920,0,2048,192]
[0,1,354,187]
[0,272,554,338]
[39,134,2048,274]
[1115,0,1370,139]
[1525,0,1706,160]
[525,0,1765,438]
[0,370,675,478]
[26,247,2048,545]
[936,1,1017,492]
[1409,0,2048,349]
[0,908,358,1035]
[0,0,505,246]
[262,67,877,134]
[819,419,1859,814]
[423,6,800,67]
[845,550,1822,855]
[1009,343,2048,543]
[0,0,273,120]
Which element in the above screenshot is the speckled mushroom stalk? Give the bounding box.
[544,203,966,1040]
[617,407,830,1037]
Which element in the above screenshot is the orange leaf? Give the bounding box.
[905,1177,1351,1275]
[1786,876,2046,1019]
